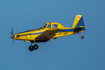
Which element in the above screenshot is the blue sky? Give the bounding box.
[0,0,105,70]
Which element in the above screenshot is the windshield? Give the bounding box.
[43,24,47,28]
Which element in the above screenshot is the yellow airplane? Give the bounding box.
[10,15,86,51]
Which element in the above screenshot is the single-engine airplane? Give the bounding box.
[10,15,86,51]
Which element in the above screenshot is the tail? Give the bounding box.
[72,15,85,28]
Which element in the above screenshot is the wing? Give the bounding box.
[35,28,60,40]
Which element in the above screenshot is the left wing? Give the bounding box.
[35,28,60,40]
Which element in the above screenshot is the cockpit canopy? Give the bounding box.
[30,22,64,31]
[42,22,64,29]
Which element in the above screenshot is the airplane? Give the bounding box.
[10,15,86,51]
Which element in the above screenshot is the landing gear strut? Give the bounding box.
[78,33,84,39]
[29,41,39,51]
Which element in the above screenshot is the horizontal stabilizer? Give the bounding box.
[78,26,86,28]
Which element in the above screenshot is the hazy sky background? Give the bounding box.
[0,0,105,70]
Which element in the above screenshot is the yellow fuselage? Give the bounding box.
[14,22,85,43]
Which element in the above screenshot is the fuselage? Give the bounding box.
[13,22,85,43]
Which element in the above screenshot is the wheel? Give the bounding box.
[81,36,84,39]
[29,46,34,51]
[33,44,39,50]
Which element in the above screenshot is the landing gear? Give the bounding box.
[29,44,39,51]
[29,46,34,51]
[28,40,39,51]
[81,36,84,39]
[33,44,39,50]
[78,33,85,39]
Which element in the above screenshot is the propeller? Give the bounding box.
[10,27,15,43]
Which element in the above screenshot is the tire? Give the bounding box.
[34,44,39,50]
[29,46,34,51]
[81,36,84,39]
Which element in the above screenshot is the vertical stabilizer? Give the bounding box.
[72,15,85,28]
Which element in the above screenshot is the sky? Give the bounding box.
[0,0,105,70]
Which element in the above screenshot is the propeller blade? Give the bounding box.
[10,27,15,44]
[12,38,15,44]
[11,27,13,35]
